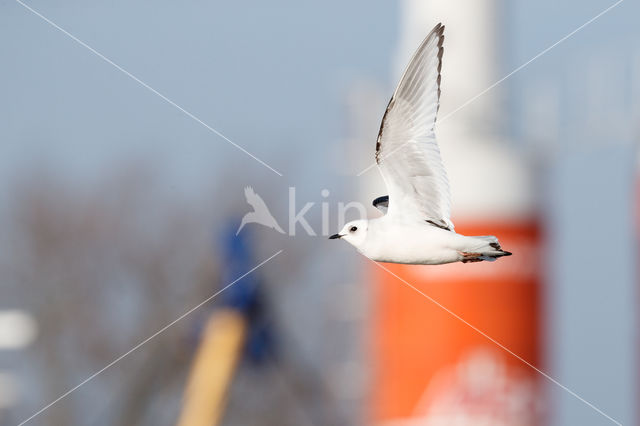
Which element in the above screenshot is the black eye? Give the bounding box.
[350,226,357,232]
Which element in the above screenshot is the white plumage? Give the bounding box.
[330,23,511,265]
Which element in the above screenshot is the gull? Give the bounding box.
[329,23,511,265]
[237,186,285,235]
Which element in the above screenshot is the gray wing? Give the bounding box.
[375,23,453,231]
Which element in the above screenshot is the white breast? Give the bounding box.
[361,218,462,265]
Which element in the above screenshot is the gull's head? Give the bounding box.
[329,219,368,249]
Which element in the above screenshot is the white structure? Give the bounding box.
[394,0,533,222]
[0,310,37,350]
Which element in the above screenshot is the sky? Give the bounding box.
[0,1,397,193]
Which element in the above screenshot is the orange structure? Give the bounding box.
[365,2,543,423]
[371,220,541,424]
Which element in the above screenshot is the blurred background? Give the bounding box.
[0,0,637,425]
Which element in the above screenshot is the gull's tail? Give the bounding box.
[460,235,512,263]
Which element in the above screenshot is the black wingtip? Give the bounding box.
[372,195,389,208]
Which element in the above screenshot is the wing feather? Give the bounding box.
[375,23,453,230]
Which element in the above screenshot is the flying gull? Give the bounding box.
[329,23,511,265]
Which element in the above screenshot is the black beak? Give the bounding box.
[329,233,342,240]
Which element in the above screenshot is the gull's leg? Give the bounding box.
[459,252,483,263]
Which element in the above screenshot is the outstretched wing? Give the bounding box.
[375,23,453,231]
